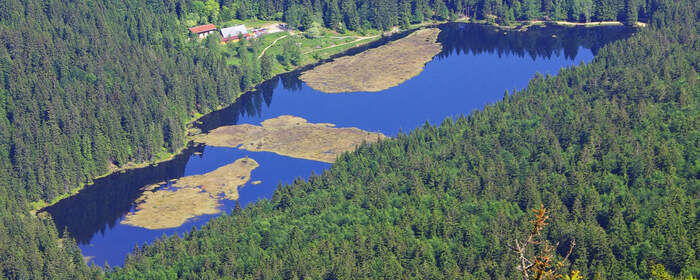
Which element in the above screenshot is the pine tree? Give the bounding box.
[260,53,274,80]
[624,0,638,26]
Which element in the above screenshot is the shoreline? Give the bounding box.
[31,19,642,213]
[454,17,646,30]
[30,26,403,213]
[299,28,442,93]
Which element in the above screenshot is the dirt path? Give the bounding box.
[257,32,377,59]
[261,23,285,34]
[303,35,378,55]
[258,34,289,59]
[326,35,365,39]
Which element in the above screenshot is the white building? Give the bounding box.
[220,25,248,39]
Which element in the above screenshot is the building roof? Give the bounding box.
[221,36,239,43]
[221,25,248,38]
[189,24,217,34]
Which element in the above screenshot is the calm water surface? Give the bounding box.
[41,23,633,266]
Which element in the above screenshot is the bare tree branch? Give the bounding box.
[508,205,577,280]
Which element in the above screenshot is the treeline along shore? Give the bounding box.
[0,0,696,279]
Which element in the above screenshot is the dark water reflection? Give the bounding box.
[196,24,633,134]
[437,23,633,60]
[41,23,633,266]
[41,145,203,245]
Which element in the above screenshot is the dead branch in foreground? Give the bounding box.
[508,204,578,280]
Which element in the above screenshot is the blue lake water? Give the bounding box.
[41,23,633,266]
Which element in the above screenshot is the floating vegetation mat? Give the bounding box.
[299,28,442,93]
[121,158,259,229]
[195,115,386,163]
[171,157,259,200]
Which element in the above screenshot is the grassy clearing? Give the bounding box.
[243,26,387,75]
[195,115,386,163]
[294,29,384,62]
[301,35,378,55]
[223,32,288,66]
[299,28,442,93]
[121,158,259,229]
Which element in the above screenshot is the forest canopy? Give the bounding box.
[0,0,697,279]
[109,1,697,279]
[183,0,650,31]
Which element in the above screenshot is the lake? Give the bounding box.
[40,23,633,266]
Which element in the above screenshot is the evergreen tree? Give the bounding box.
[341,0,361,30]
[435,0,450,21]
[624,0,638,26]
[260,53,274,80]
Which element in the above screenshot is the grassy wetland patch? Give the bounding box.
[171,157,259,200]
[299,28,442,93]
[195,115,386,163]
[121,158,259,229]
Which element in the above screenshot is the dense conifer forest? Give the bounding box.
[0,0,696,279]
[109,3,699,278]
[185,0,649,30]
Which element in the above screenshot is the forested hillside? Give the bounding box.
[185,0,650,30]
[109,1,697,279]
[0,0,696,279]
[0,0,247,277]
[0,0,676,208]
[0,0,245,203]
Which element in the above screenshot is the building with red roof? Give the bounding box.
[189,24,217,39]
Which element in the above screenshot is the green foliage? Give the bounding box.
[651,263,674,280]
[0,0,696,279]
[305,21,324,38]
[203,0,221,22]
[280,37,302,66]
[551,0,568,21]
[434,0,450,20]
[186,0,662,31]
[0,0,245,203]
[109,4,698,278]
[594,0,622,21]
[523,0,541,20]
[260,53,274,80]
[0,0,254,278]
[625,0,639,26]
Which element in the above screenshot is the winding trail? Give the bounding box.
[303,35,378,55]
[258,34,289,59]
